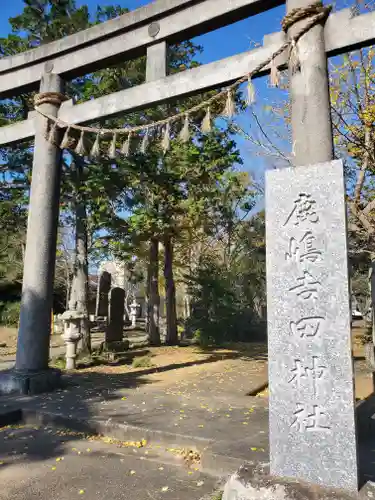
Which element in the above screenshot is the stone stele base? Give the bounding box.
[0,368,61,395]
[222,468,375,500]
[102,340,130,353]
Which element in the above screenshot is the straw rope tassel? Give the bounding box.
[141,129,150,154]
[289,39,300,74]
[48,121,58,144]
[75,130,87,156]
[201,107,212,133]
[121,132,132,157]
[108,133,117,159]
[179,115,190,143]
[90,133,101,159]
[162,122,171,153]
[60,127,71,149]
[270,58,280,87]
[246,75,256,105]
[222,90,235,118]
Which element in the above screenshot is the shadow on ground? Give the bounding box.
[0,342,269,472]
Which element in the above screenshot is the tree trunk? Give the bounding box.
[147,237,161,346]
[69,159,91,355]
[371,257,375,346]
[164,234,178,345]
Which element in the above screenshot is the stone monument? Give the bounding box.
[106,287,125,343]
[95,271,111,317]
[266,160,358,492]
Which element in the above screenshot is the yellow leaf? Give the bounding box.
[198,425,204,428]
[51,466,56,471]
[79,489,85,495]
[159,467,164,471]
[130,470,136,475]
[251,447,257,451]
[86,448,91,452]
[161,486,169,492]
[121,397,127,400]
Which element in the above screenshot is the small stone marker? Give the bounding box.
[106,287,125,343]
[96,271,111,317]
[266,160,358,492]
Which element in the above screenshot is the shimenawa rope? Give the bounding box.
[33,2,331,157]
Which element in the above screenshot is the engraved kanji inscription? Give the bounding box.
[291,404,331,433]
[290,316,324,338]
[288,356,327,397]
[289,270,321,300]
[284,193,319,227]
[285,231,322,263]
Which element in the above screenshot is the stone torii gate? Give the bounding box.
[0,0,374,493]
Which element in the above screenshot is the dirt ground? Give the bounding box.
[79,343,268,396]
[1,321,374,401]
[0,327,64,358]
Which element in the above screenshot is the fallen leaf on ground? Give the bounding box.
[130,470,136,475]
[161,486,169,492]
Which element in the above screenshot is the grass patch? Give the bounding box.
[132,355,155,369]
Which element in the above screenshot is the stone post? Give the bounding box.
[12,70,64,391]
[286,0,333,167]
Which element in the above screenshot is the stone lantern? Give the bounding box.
[130,300,140,328]
[60,310,85,369]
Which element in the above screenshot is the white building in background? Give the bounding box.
[98,260,127,290]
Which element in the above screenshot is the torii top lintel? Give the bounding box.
[0,0,283,98]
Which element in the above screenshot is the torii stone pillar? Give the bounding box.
[2,69,64,394]
[286,0,334,167]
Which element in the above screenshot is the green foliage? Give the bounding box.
[0,301,21,326]
[132,355,155,369]
[186,259,265,345]
[186,217,266,345]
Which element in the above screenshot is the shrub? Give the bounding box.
[0,301,21,327]
[132,355,154,368]
[185,258,266,346]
